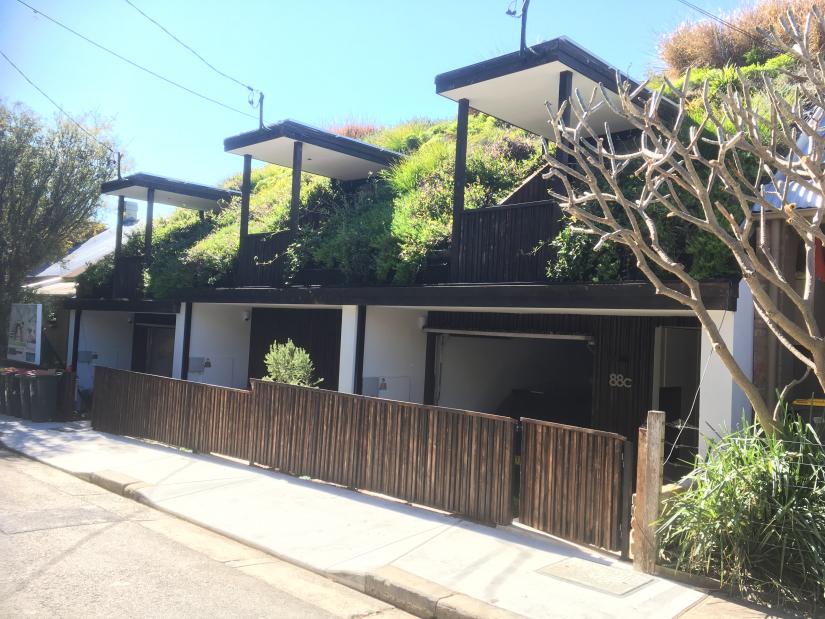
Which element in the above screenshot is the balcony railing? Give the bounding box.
[113,256,144,299]
[451,200,562,283]
[237,231,292,287]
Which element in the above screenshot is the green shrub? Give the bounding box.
[75,253,114,297]
[547,227,622,283]
[658,0,825,75]
[659,414,825,611]
[263,339,321,387]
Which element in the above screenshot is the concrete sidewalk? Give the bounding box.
[1,415,710,618]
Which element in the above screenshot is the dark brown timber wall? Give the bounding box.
[520,419,629,552]
[248,307,342,390]
[92,367,515,524]
[237,231,291,287]
[426,311,697,439]
[452,201,561,283]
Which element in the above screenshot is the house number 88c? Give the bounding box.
[609,373,633,388]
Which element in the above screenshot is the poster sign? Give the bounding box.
[6,303,42,366]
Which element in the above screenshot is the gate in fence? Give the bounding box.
[519,419,633,553]
[91,367,632,553]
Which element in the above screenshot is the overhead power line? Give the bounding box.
[14,0,256,119]
[0,49,116,156]
[123,0,256,95]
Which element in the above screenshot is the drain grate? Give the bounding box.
[537,558,654,596]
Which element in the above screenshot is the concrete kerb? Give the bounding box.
[88,469,152,498]
[0,437,526,619]
[363,566,528,619]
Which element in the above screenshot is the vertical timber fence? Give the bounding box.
[91,367,515,525]
[519,419,633,553]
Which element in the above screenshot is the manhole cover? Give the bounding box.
[537,558,653,596]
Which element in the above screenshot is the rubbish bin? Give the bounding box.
[7,373,21,418]
[0,370,7,416]
[18,374,32,420]
[29,372,61,422]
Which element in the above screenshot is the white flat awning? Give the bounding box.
[101,173,239,211]
[224,120,401,181]
[435,37,660,137]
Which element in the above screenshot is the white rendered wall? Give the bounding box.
[362,307,428,403]
[171,302,187,379]
[187,303,251,389]
[698,280,754,455]
[75,310,134,391]
[338,306,359,394]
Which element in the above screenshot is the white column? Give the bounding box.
[171,303,187,379]
[698,280,754,455]
[338,305,359,393]
[66,309,77,367]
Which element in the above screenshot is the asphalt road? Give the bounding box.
[0,448,409,619]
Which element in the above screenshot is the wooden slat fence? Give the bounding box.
[452,200,561,283]
[519,418,631,552]
[91,367,515,524]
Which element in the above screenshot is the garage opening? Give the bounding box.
[430,332,594,427]
[131,313,176,378]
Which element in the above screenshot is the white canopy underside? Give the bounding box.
[440,60,635,137]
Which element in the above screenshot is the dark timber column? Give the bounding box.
[114,195,125,260]
[239,154,252,266]
[290,141,303,237]
[180,302,193,380]
[144,187,155,264]
[70,309,82,371]
[353,305,367,395]
[423,331,437,405]
[556,70,573,166]
[450,98,469,280]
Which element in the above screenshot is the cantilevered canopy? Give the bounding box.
[224,120,401,181]
[101,173,239,211]
[435,37,647,137]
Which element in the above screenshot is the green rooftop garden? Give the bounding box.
[76,42,801,298]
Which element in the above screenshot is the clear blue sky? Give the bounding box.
[0,0,744,222]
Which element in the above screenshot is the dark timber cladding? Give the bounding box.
[248,308,342,390]
[454,200,561,282]
[426,311,697,440]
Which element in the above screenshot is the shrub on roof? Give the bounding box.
[659,0,825,76]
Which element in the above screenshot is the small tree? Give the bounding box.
[544,10,825,433]
[263,339,321,387]
[0,103,115,355]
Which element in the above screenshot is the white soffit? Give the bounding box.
[101,185,222,211]
[227,137,392,181]
[440,61,634,137]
